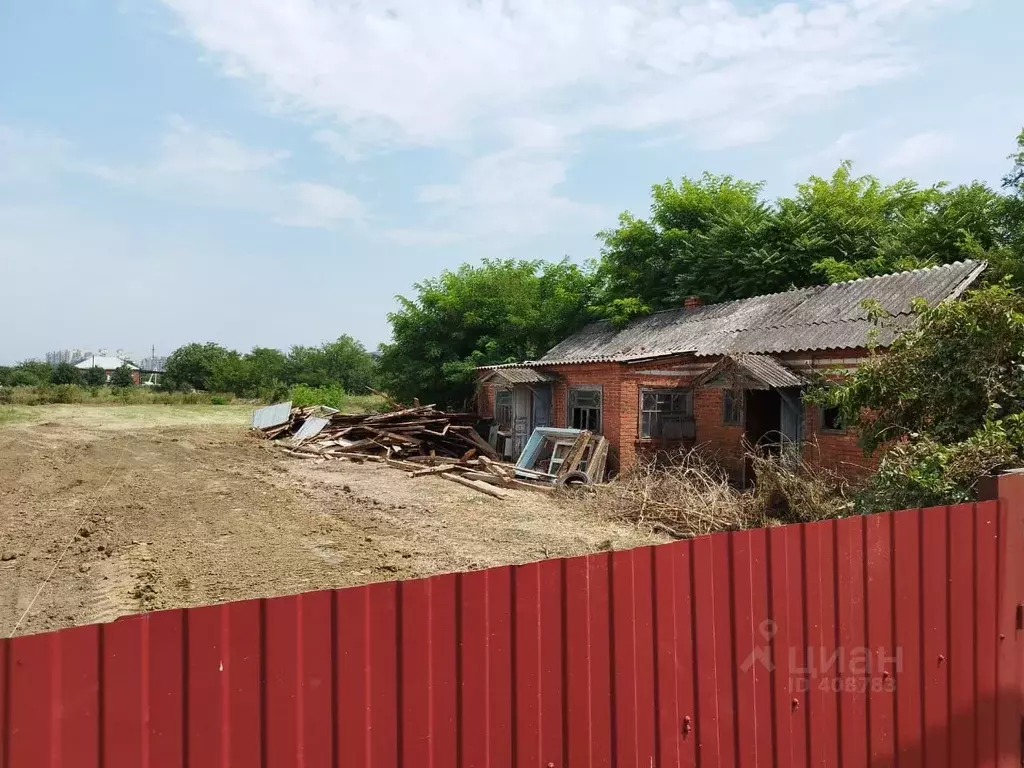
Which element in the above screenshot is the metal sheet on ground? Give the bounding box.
[250,401,292,429]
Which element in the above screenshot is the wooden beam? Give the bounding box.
[439,472,509,499]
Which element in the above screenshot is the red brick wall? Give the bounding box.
[551,363,627,470]
[802,404,879,476]
[693,387,746,473]
[476,348,882,479]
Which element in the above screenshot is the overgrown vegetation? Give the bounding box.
[583,447,852,538]
[381,128,1024,406]
[810,284,1024,512]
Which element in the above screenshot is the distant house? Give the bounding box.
[476,260,987,482]
[137,356,167,386]
[74,356,141,385]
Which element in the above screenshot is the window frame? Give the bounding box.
[818,404,846,434]
[722,388,745,426]
[567,385,603,433]
[639,387,693,440]
[494,389,513,430]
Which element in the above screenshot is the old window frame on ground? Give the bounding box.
[723,388,745,426]
[818,404,846,434]
[639,388,692,440]
[568,385,602,433]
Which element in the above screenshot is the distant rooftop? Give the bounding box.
[74,356,138,370]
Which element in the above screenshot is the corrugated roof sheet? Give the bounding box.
[292,416,329,444]
[251,401,292,430]
[535,261,985,364]
[695,354,808,390]
[481,367,560,385]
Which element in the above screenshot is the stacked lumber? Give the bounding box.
[254,404,502,463]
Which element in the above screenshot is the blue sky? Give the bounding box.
[1,0,1022,364]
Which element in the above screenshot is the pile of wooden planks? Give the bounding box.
[254,403,502,463]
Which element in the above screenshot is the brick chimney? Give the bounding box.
[684,296,704,310]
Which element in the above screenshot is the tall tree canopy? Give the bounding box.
[378,259,597,408]
[596,157,1024,317]
[162,337,376,397]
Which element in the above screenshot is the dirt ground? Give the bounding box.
[0,405,663,637]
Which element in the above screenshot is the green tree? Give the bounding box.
[239,346,289,398]
[1004,128,1024,192]
[109,365,135,389]
[597,174,776,311]
[163,343,234,391]
[52,362,82,385]
[11,360,53,386]
[82,366,107,387]
[596,148,1024,315]
[379,258,597,407]
[809,284,1024,511]
[286,336,376,393]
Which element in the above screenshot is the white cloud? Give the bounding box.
[880,131,954,171]
[417,147,602,237]
[160,0,962,152]
[65,117,364,231]
[158,0,967,235]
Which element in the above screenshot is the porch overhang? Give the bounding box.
[479,367,559,386]
[692,354,807,390]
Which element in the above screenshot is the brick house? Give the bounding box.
[476,260,986,481]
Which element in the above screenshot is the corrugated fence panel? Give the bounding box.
[2,499,1023,767]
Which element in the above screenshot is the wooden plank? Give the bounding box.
[556,431,592,478]
[439,473,509,499]
[461,471,514,487]
[586,438,609,483]
[410,464,460,477]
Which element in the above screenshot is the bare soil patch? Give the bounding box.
[0,406,662,636]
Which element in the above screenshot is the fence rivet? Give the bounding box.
[882,671,890,679]
[938,655,945,664]
[1000,634,1006,640]
[547,763,555,768]
[791,698,799,711]
[682,716,692,736]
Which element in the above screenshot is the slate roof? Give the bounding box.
[480,367,560,385]
[694,354,808,390]
[489,261,984,367]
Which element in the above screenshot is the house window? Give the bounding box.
[568,386,602,432]
[723,389,744,426]
[640,389,692,439]
[494,390,513,430]
[819,405,845,433]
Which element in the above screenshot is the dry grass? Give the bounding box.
[579,443,854,539]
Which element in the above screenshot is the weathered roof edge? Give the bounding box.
[475,260,988,371]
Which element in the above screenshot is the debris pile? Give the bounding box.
[251,402,610,497]
[252,402,498,461]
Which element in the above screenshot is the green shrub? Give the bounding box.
[210,395,230,405]
[288,383,346,410]
[52,362,83,385]
[109,365,135,389]
[854,420,1022,513]
[83,367,107,387]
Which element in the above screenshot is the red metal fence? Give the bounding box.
[2,498,1023,767]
